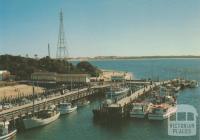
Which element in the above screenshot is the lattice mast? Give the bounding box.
[56,9,68,59]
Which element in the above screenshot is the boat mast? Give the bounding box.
[68,63,72,90]
[32,83,35,116]
[123,72,126,88]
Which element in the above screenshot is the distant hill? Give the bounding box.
[69,55,200,61]
[0,55,100,80]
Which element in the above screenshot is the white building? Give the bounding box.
[0,70,10,81]
[31,72,90,83]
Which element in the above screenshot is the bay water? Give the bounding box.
[16,59,200,140]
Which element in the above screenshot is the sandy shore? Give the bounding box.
[99,69,133,81]
[0,84,44,99]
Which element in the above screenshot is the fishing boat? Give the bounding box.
[0,121,17,140]
[148,104,177,120]
[173,86,181,92]
[92,99,124,119]
[130,102,153,118]
[57,102,77,114]
[76,99,90,107]
[106,87,129,102]
[189,80,199,88]
[23,105,60,129]
[92,86,130,119]
[23,86,60,129]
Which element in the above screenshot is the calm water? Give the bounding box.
[16,59,200,140]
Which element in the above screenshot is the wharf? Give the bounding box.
[109,81,169,107]
[93,80,171,119]
[0,84,110,121]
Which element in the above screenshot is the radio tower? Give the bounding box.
[56,9,69,59]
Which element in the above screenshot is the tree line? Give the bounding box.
[0,55,101,80]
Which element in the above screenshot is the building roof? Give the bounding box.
[32,72,89,77]
[32,72,57,75]
[58,74,89,76]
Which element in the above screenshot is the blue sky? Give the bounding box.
[0,0,200,57]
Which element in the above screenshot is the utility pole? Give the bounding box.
[48,43,50,58]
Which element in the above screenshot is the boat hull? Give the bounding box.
[148,114,167,120]
[106,88,130,100]
[77,101,90,107]
[130,112,147,119]
[93,107,124,119]
[0,129,17,140]
[58,106,77,115]
[23,112,60,129]
[148,107,177,120]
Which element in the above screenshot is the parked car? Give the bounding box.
[3,103,13,110]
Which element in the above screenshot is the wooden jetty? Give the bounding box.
[0,84,110,122]
[110,81,170,107]
[93,80,171,119]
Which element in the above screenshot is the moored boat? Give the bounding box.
[189,80,199,88]
[148,104,177,120]
[57,102,77,114]
[130,102,153,118]
[106,87,129,97]
[23,85,60,129]
[0,121,17,140]
[77,100,90,107]
[106,87,130,102]
[23,105,60,129]
[92,99,124,119]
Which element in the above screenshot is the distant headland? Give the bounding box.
[69,55,200,61]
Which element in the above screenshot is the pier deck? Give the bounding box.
[0,84,110,121]
[110,81,169,107]
[92,80,175,119]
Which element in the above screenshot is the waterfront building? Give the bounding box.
[31,72,90,83]
[56,74,90,83]
[31,72,57,81]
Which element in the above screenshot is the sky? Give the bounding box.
[0,0,200,58]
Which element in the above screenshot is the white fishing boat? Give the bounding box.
[189,80,199,88]
[148,104,177,120]
[0,121,17,140]
[23,85,60,129]
[77,100,90,107]
[174,86,181,92]
[106,87,129,97]
[57,102,77,115]
[23,105,60,129]
[106,87,129,102]
[130,102,153,118]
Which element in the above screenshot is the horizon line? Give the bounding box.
[1,54,200,59]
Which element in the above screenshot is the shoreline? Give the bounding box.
[69,57,200,61]
[98,69,133,81]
